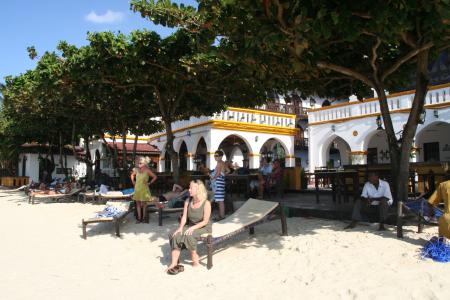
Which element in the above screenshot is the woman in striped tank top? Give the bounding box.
[210,150,229,220]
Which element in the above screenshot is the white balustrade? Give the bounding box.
[150,108,296,138]
[309,85,450,123]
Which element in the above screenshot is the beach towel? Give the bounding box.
[122,188,134,195]
[97,206,126,218]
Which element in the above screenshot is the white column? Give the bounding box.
[206,152,216,170]
[187,153,194,171]
[249,154,260,169]
[159,157,165,172]
[308,131,317,171]
[285,156,295,168]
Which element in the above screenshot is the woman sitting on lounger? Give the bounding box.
[166,180,212,275]
[131,156,157,223]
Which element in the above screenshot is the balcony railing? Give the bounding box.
[308,83,450,124]
[259,102,309,118]
[295,137,309,149]
[150,107,297,138]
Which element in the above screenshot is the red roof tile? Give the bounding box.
[106,142,159,153]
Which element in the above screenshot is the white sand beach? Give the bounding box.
[1,191,449,300]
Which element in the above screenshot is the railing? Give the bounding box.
[259,102,309,118]
[294,137,309,149]
[308,84,450,124]
[167,107,297,133]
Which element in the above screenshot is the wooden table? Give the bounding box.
[308,170,360,204]
[225,174,259,199]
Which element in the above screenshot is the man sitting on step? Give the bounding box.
[345,172,393,231]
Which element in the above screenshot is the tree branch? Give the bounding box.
[146,60,189,80]
[317,61,375,88]
[370,37,382,80]
[381,42,434,81]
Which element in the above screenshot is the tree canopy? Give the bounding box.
[131,0,450,235]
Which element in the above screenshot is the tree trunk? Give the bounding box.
[58,131,66,179]
[132,134,138,167]
[122,130,128,169]
[112,136,119,177]
[164,118,180,183]
[120,131,128,188]
[83,135,94,185]
[394,50,430,237]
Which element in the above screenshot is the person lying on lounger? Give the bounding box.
[165,180,211,275]
[156,184,190,209]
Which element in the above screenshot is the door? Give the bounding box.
[367,148,378,165]
[424,142,440,162]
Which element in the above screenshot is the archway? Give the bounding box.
[365,130,389,164]
[259,138,288,167]
[323,136,351,168]
[217,134,251,167]
[415,121,450,163]
[178,141,188,171]
[194,137,208,169]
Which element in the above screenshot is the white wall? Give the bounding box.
[416,121,450,162]
[154,126,295,171]
[308,105,450,170]
[18,153,83,183]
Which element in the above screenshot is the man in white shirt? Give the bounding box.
[345,172,393,230]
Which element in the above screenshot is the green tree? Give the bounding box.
[132,0,450,236]
[71,29,267,182]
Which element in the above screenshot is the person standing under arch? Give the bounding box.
[210,150,229,220]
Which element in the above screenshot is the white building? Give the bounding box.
[18,134,159,183]
[308,83,450,171]
[149,107,299,171]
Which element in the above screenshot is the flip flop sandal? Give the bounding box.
[175,264,184,273]
[167,267,179,275]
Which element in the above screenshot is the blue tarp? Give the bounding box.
[404,199,443,218]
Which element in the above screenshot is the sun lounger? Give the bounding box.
[78,191,98,203]
[97,192,133,203]
[146,205,184,226]
[1,185,29,192]
[28,188,83,204]
[82,201,132,239]
[198,198,288,269]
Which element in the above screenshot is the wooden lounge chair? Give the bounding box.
[146,205,184,226]
[97,192,133,203]
[198,198,288,269]
[28,188,82,204]
[81,201,132,239]
[78,191,100,203]
[146,191,214,226]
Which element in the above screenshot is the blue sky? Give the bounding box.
[0,0,197,83]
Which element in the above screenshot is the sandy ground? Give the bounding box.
[0,190,449,300]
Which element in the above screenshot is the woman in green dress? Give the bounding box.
[166,180,212,275]
[131,156,157,223]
